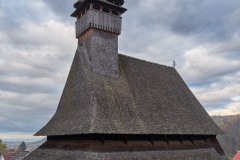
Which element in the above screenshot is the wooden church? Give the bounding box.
[25,0,225,159]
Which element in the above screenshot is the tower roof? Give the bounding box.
[35,47,223,136]
[71,0,127,17]
[74,0,124,8]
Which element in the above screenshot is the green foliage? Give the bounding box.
[0,139,7,153]
[18,141,27,152]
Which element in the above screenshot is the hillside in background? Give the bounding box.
[26,138,46,149]
[5,138,46,150]
[212,114,240,159]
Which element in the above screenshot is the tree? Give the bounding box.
[18,141,27,152]
[0,139,7,153]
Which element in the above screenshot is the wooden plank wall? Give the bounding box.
[76,9,122,37]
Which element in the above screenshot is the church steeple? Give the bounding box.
[71,0,127,77]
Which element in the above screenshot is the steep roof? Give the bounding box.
[24,148,225,160]
[36,47,223,136]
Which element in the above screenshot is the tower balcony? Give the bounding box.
[75,8,122,38]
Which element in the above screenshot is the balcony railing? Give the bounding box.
[75,9,122,37]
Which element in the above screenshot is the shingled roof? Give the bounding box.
[24,148,225,160]
[35,47,223,136]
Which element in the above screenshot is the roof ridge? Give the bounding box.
[118,53,174,69]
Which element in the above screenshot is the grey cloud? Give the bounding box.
[0,107,55,132]
[0,107,55,133]
[0,0,54,30]
[203,101,230,111]
[122,0,240,56]
[0,78,60,94]
[0,90,59,132]
[170,0,240,41]
[43,0,76,22]
[190,71,240,111]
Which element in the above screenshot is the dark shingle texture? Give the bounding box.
[24,148,225,160]
[36,47,222,136]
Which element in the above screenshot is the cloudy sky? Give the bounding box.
[0,0,240,142]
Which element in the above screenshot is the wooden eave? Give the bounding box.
[71,0,127,17]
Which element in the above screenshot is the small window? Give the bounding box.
[102,8,110,13]
[93,5,100,10]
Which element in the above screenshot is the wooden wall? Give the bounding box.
[76,9,122,37]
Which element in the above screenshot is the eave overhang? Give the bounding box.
[71,0,127,17]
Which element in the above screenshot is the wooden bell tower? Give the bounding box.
[71,0,126,37]
[71,0,127,77]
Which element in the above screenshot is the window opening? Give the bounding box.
[112,11,118,16]
[93,5,100,10]
[102,8,110,13]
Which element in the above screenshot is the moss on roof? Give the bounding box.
[35,47,222,136]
